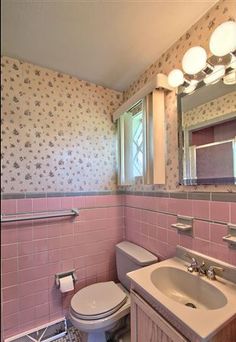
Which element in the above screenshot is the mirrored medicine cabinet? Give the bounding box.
[178,79,236,185]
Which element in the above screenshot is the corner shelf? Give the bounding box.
[223,223,236,248]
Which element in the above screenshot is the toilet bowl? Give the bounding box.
[69,241,157,341]
[69,282,130,342]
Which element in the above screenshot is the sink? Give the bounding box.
[151,266,227,310]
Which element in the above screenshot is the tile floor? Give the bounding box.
[57,327,130,342]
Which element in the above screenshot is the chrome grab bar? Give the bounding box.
[1,208,79,223]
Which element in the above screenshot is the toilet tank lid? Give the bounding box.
[116,241,158,266]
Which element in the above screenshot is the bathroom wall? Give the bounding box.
[123,0,236,291]
[123,0,236,193]
[1,56,122,193]
[1,194,124,338]
[125,193,236,265]
[1,57,124,339]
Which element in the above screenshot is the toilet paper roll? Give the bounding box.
[59,275,74,293]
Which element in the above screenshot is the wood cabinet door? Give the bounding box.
[131,291,188,342]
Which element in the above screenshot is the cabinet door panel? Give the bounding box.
[131,291,188,342]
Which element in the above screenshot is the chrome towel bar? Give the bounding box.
[1,208,79,223]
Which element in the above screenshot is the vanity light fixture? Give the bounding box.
[167,20,236,90]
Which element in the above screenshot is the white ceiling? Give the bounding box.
[1,0,217,91]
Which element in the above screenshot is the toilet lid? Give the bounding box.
[71,281,127,320]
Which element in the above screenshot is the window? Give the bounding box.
[117,90,166,186]
[132,111,143,177]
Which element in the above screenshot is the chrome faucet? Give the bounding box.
[185,253,205,275]
[206,265,224,280]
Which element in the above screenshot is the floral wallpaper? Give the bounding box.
[183,91,236,128]
[1,56,122,192]
[123,0,236,193]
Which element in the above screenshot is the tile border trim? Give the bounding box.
[1,190,236,202]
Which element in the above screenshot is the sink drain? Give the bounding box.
[185,302,197,309]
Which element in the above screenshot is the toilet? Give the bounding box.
[69,241,158,342]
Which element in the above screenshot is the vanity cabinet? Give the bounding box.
[130,290,236,342]
[130,291,187,342]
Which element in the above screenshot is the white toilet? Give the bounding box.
[69,241,158,342]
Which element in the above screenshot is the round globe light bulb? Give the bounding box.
[210,21,236,57]
[182,46,207,75]
[204,65,225,85]
[167,69,184,87]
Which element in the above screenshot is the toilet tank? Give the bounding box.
[116,241,158,290]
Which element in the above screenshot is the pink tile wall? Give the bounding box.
[1,195,124,339]
[125,195,236,266]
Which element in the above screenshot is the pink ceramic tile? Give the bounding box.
[35,303,50,319]
[47,225,61,238]
[17,199,33,214]
[158,198,168,212]
[2,272,18,288]
[1,200,17,215]
[18,241,34,256]
[19,294,35,310]
[72,196,85,209]
[3,286,18,302]
[210,223,228,245]
[60,222,74,236]
[18,308,35,326]
[3,313,19,330]
[47,197,61,211]
[193,239,210,255]
[1,227,18,244]
[17,227,33,242]
[3,299,19,316]
[1,244,18,259]
[179,234,194,250]
[60,235,74,248]
[209,243,230,263]
[33,226,48,240]
[18,268,36,284]
[192,200,210,220]
[32,198,48,212]
[167,230,179,246]
[194,220,210,241]
[210,201,230,222]
[48,249,61,263]
[230,202,236,224]
[61,197,73,210]
[2,258,17,274]
[157,227,167,242]
[33,239,48,253]
[157,213,168,228]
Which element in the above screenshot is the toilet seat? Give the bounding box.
[70,281,127,320]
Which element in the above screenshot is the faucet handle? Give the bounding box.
[206,265,224,280]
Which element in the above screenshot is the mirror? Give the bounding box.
[178,80,236,185]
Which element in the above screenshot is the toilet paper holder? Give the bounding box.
[55,269,77,288]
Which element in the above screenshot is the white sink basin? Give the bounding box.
[151,266,227,310]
